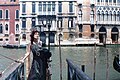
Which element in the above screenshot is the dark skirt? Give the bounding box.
[27,58,43,80]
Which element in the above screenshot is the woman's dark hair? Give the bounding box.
[30,30,39,45]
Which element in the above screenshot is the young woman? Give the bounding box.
[27,30,43,80]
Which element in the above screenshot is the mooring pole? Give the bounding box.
[59,34,62,80]
[93,43,96,80]
[106,49,109,80]
[48,24,51,51]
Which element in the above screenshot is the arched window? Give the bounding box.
[101,11,104,21]
[105,11,108,21]
[113,11,116,21]
[22,34,26,40]
[97,10,100,21]
[16,10,19,19]
[109,11,112,21]
[0,24,3,33]
[117,11,120,21]
[69,33,74,41]
[5,24,8,31]
[16,24,19,31]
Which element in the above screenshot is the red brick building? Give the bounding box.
[0,0,20,45]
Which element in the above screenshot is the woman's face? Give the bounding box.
[34,32,39,40]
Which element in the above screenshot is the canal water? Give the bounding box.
[0,46,120,80]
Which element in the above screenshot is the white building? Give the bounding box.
[19,0,77,45]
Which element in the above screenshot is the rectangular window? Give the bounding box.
[97,0,100,2]
[43,2,46,12]
[68,18,73,28]
[5,10,9,19]
[113,0,116,3]
[32,2,36,13]
[0,10,2,19]
[91,25,94,32]
[57,17,62,28]
[48,2,51,11]
[105,0,108,2]
[69,2,73,13]
[32,18,36,27]
[58,2,62,13]
[39,2,42,12]
[101,0,104,2]
[118,0,120,3]
[79,24,82,32]
[109,0,112,2]
[16,10,19,19]
[22,18,26,29]
[22,3,26,13]
[0,24,3,33]
[52,2,55,12]
[57,21,63,28]
[10,0,16,2]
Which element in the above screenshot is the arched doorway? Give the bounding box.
[49,32,55,43]
[99,27,107,43]
[40,32,46,45]
[111,27,119,43]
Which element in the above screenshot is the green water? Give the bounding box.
[0,46,120,80]
[50,46,120,80]
[0,47,25,72]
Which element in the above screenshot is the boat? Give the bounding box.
[113,55,120,73]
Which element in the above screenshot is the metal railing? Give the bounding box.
[0,57,26,80]
[66,59,92,80]
[0,47,52,80]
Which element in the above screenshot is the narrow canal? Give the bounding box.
[0,46,120,80]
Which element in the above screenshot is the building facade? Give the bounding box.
[0,0,20,45]
[76,0,120,44]
[19,0,77,45]
[1,0,120,45]
[95,0,120,44]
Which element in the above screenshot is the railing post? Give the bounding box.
[81,65,85,72]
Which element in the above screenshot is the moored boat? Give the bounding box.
[113,55,120,73]
[3,44,26,49]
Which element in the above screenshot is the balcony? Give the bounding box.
[38,11,56,16]
[96,21,120,25]
[57,12,76,18]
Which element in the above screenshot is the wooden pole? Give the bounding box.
[93,43,96,80]
[106,49,109,80]
[59,34,62,80]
